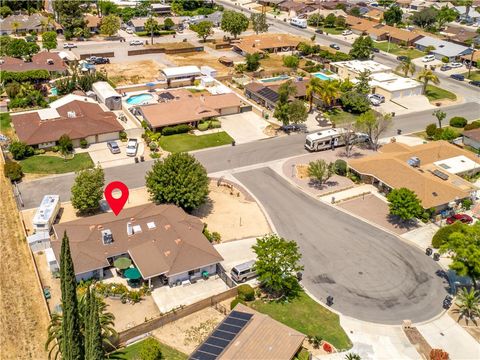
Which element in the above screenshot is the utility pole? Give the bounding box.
[467,44,475,79]
[150,9,154,46]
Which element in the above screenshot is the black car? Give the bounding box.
[315,29,323,34]
[280,124,306,133]
[470,80,480,87]
[372,47,380,53]
[329,43,340,50]
[94,57,110,64]
[440,65,452,71]
[450,74,465,81]
[396,55,408,62]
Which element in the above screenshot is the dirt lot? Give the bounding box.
[167,53,232,76]
[105,296,160,332]
[259,54,307,74]
[98,59,165,86]
[0,158,50,359]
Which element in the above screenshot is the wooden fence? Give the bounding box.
[116,287,238,345]
[127,46,204,57]
[79,52,115,59]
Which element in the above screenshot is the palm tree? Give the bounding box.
[396,57,416,77]
[317,80,341,109]
[417,69,440,94]
[11,21,20,35]
[306,77,322,112]
[453,288,480,324]
[345,353,362,360]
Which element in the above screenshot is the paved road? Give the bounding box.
[234,167,447,324]
[16,102,480,209]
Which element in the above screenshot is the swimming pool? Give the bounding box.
[50,87,58,96]
[312,72,332,81]
[259,75,290,83]
[126,93,154,105]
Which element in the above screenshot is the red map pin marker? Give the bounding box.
[104,181,129,216]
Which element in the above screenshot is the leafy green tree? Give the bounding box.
[221,10,249,39]
[0,5,12,18]
[440,222,480,284]
[426,123,437,139]
[324,13,336,27]
[9,141,34,160]
[356,110,392,150]
[335,15,346,29]
[378,0,395,6]
[340,91,370,113]
[287,100,308,125]
[308,13,324,27]
[71,166,105,214]
[383,5,403,25]
[417,69,440,94]
[453,288,480,323]
[191,21,214,42]
[4,160,23,182]
[145,17,161,34]
[98,0,119,16]
[53,0,86,34]
[432,222,465,248]
[349,35,374,60]
[306,77,322,112]
[145,152,209,212]
[252,234,304,298]
[58,134,73,157]
[251,13,268,34]
[5,38,39,58]
[163,17,175,30]
[412,7,438,28]
[433,109,446,129]
[395,57,415,77]
[100,14,121,36]
[317,80,341,109]
[274,81,297,124]
[283,55,299,69]
[386,188,423,221]
[437,6,458,29]
[59,231,84,360]
[355,70,372,94]
[349,7,361,17]
[308,160,334,185]
[139,338,163,360]
[42,31,57,52]
[245,52,260,71]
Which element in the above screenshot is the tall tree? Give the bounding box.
[58,134,73,158]
[349,35,374,60]
[386,188,423,221]
[453,288,480,323]
[306,77,322,112]
[84,288,104,360]
[252,234,304,298]
[355,110,392,150]
[417,69,440,94]
[354,70,372,94]
[250,13,268,34]
[191,21,214,42]
[287,100,308,125]
[411,8,438,28]
[98,0,119,16]
[324,13,336,27]
[221,10,249,39]
[317,80,341,109]
[273,81,297,125]
[42,31,57,52]
[395,57,416,77]
[432,109,446,129]
[60,231,84,360]
[436,6,458,30]
[53,0,85,34]
[71,166,105,215]
[383,5,403,26]
[100,14,121,37]
[245,52,260,71]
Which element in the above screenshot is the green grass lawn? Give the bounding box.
[112,338,187,360]
[158,132,233,153]
[0,112,11,131]
[318,26,344,35]
[326,109,361,124]
[373,41,424,59]
[462,70,480,81]
[425,85,457,102]
[250,292,352,350]
[20,153,94,174]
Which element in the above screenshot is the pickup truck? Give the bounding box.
[126,139,138,157]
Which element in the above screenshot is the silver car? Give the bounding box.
[107,141,121,154]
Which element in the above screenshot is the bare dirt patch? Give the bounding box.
[0,157,50,360]
[296,164,309,179]
[147,42,196,50]
[167,53,231,76]
[98,59,165,86]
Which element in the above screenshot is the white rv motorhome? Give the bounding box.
[290,17,307,28]
[32,195,60,232]
[304,128,369,151]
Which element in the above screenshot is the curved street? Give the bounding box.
[234,167,448,324]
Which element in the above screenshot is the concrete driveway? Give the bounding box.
[219,113,270,144]
[234,167,448,324]
[80,141,145,168]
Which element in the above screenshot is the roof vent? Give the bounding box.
[101,229,113,245]
[164,224,171,230]
[133,224,142,233]
[127,222,133,236]
[67,111,76,118]
[47,59,54,65]
[147,221,156,230]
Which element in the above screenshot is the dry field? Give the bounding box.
[0,157,50,359]
[260,54,307,74]
[97,59,165,86]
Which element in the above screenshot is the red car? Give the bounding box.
[446,214,473,225]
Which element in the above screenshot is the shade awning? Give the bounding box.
[113,257,132,270]
[124,267,142,280]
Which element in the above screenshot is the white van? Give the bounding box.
[422,54,435,62]
[231,260,256,283]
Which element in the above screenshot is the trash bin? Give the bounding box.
[232,140,236,146]
[326,296,334,306]
[433,253,440,261]
[135,157,139,163]
[140,155,144,162]
[397,129,402,135]
[425,247,433,256]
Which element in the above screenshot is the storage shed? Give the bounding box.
[27,231,51,253]
[45,247,59,273]
[92,81,122,110]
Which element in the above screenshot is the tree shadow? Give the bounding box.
[386,214,419,231]
[308,179,339,190]
[191,197,214,218]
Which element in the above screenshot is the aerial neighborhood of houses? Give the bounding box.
[1,0,480,359]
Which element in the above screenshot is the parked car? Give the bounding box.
[129,40,143,46]
[231,260,257,283]
[63,43,77,48]
[450,74,465,81]
[396,55,408,62]
[372,47,380,53]
[470,80,480,87]
[449,62,463,68]
[446,213,473,225]
[315,29,324,34]
[367,94,381,106]
[342,30,352,36]
[440,65,452,71]
[353,133,370,144]
[94,57,110,64]
[330,43,340,50]
[107,141,121,154]
[422,54,435,62]
[280,123,307,133]
[126,138,138,156]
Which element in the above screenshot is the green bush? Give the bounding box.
[441,56,449,63]
[135,30,176,37]
[119,131,127,140]
[449,117,467,128]
[203,224,221,243]
[150,152,161,159]
[462,198,473,210]
[80,139,88,149]
[0,69,50,83]
[34,148,46,155]
[237,284,255,301]
[9,141,34,160]
[149,141,158,151]
[426,123,437,138]
[434,127,458,141]
[197,122,210,131]
[334,159,347,176]
[431,222,465,248]
[161,124,192,136]
[464,121,480,131]
[51,145,59,152]
[4,161,23,181]
[230,297,246,310]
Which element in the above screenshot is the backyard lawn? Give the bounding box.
[20,153,94,174]
[425,85,457,102]
[318,26,344,35]
[326,108,361,124]
[373,41,424,59]
[112,337,187,360]
[159,132,233,153]
[1,112,11,130]
[250,291,352,350]
[463,70,480,81]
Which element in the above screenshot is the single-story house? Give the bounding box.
[0,13,58,35]
[84,14,101,33]
[51,203,224,284]
[91,81,122,110]
[370,72,423,100]
[330,60,391,79]
[454,6,480,24]
[414,36,473,61]
[11,94,123,148]
[138,90,242,130]
[127,17,149,32]
[189,11,223,27]
[0,51,68,75]
[232,33,303,56]
[364,8,384,23]
[348,141,479,211]
[151,3,172,15]
[441,26,480,46]
[278,1,320,15]
[463,128,480,150]
[244,79,308,110]
[190,303,305,360]
[461,50,479,66]
[311,9,347,19]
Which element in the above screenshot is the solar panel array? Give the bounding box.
[189,311,253,360]
[257,87,279,103]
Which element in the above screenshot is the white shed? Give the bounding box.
[32,195,60,232]
[201,66,218,78]
[92,81,122,110]
[45,247,59,273]
[27,231,51,253]
[161,66,202,80]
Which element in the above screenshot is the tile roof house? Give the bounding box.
[52,203,224,283]
[84,14,101,33]
[454,6,480,23]
[348,141,479,210]
[232,33,303,56]
[441,26,480,46]
[414,36,473,60]
[0,13,58,35]
[244,79,308,110]
[191,303,305,360]
[0,51,68,74]
[463,128,480,150]
[11,95,123,148]
[364,8,384,23]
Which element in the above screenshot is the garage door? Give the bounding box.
[97,132,119,142]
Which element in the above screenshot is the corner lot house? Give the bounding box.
[232,34,303,56]
[414,36,473,61]
[349,141,479,211]
[11,95,123,148]
[51,203,224,284]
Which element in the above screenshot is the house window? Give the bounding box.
[188,268,200,276]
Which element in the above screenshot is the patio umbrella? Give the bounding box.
[146,82,156,87]
[124,267,142,280]
[113,257,132,270]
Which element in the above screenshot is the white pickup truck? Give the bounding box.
[126,138,138,157]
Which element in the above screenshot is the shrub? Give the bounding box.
[51,145,59,152]
[462,198,473,210]
[464,121,480,131]
[119,131,127,140]
[0,69,50,84]
[441,56,449,63]
[4,161,23,181]
[426,123,437,138]
[334,159,347,176]
[237,284,255,301]
[230,297,246,310]
[434,127,458,141]
[197,122,209,131]
[9,141,34,160]
[161,124,192,136]
[431,222,465,248]
[150,152,161,159]
[449,116,467,128]
[149,141,158,151]
[203,224,221,243]
[34,149,46,155]
[79,139,88,148]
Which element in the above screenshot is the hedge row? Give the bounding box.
[0,69,50,83]
[135,30,176,37]
[161,124,192,136]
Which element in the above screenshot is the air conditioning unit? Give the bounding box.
[101,229,113,245]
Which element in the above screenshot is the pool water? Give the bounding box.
[259,75,290,83]
[126,93,154,105]
[313,72,332,81]
[50,87,58,96]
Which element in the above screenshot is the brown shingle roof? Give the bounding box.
[0,51,67,73]
[52,203,223,278]
[233,33,304,55]
[11,99,123,145]
[463,128,480,142]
